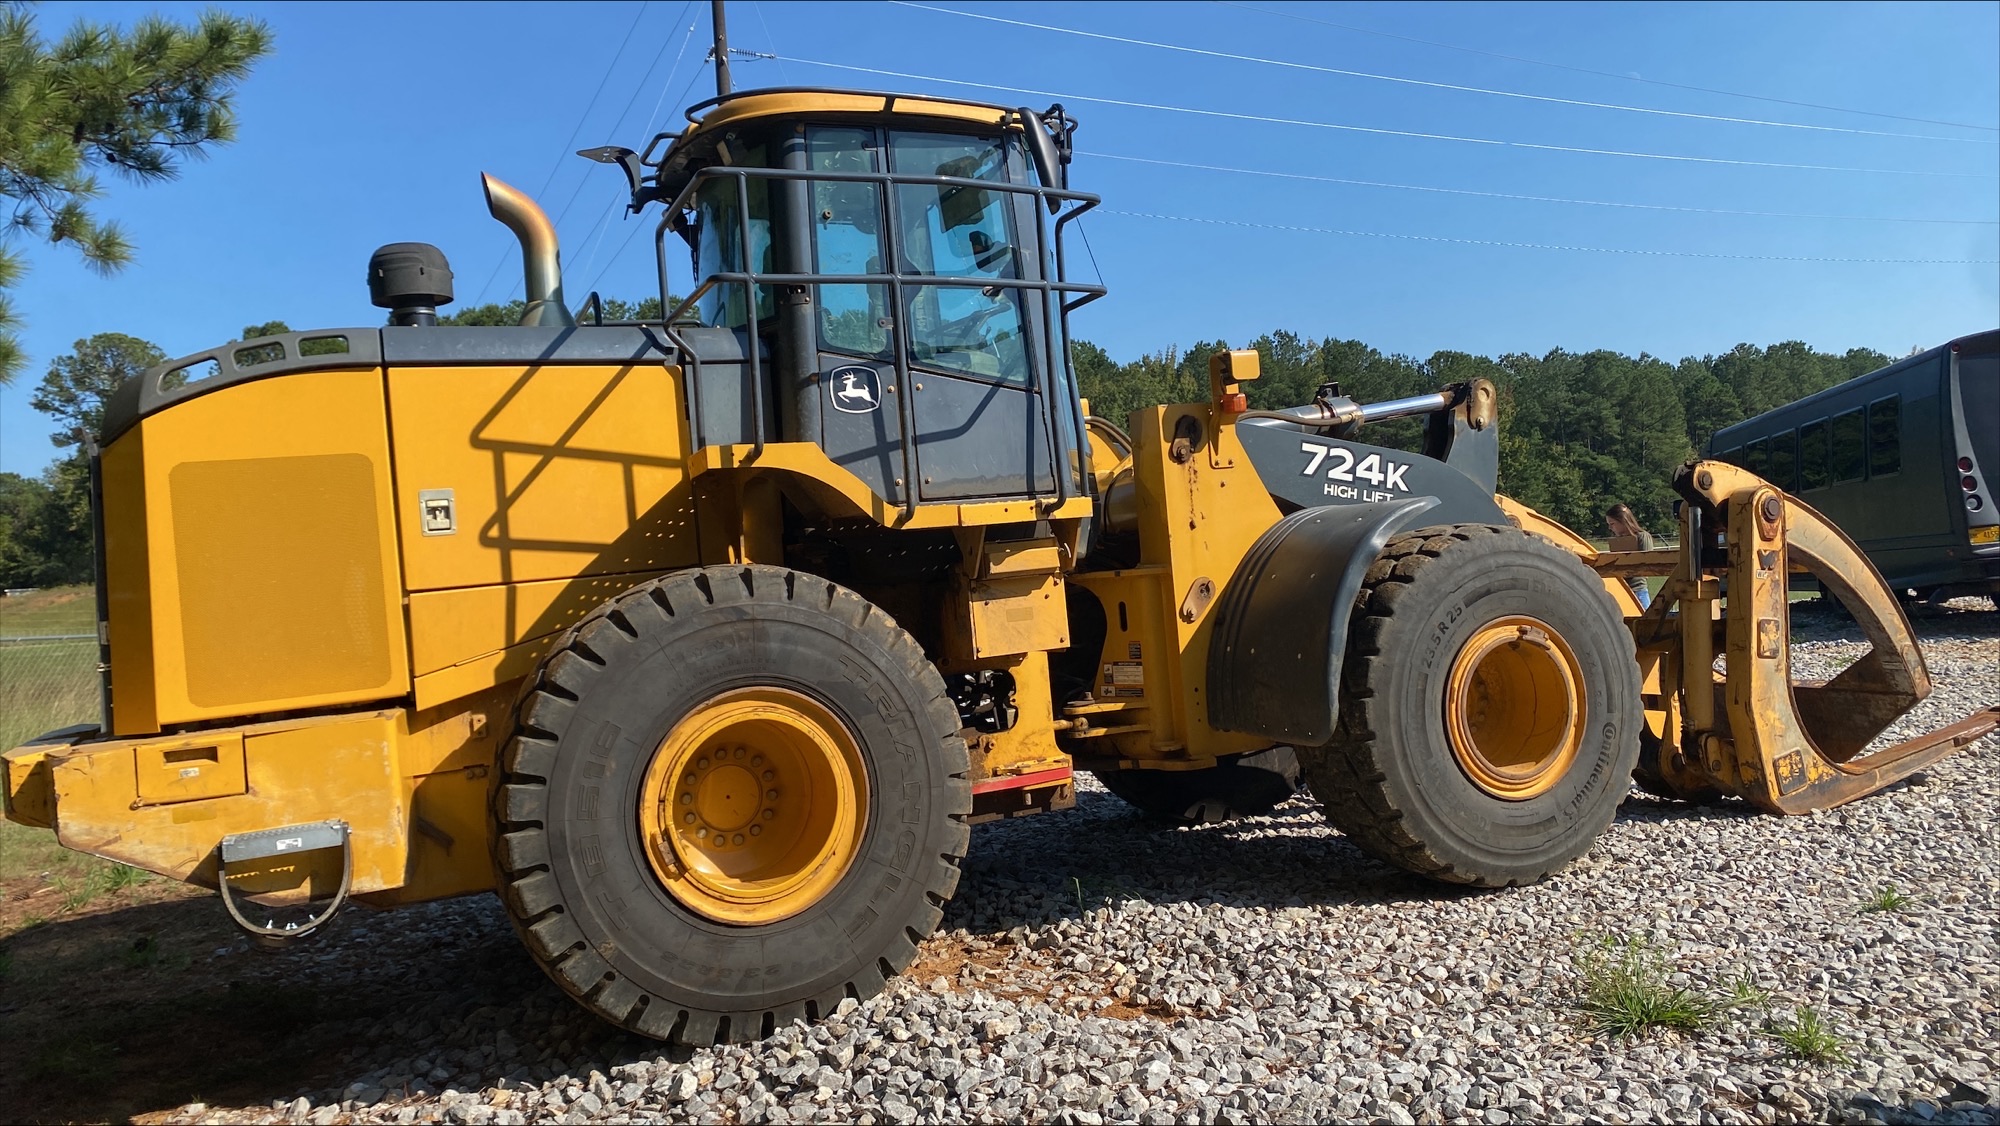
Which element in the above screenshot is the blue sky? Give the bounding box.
[4,0,1995,475]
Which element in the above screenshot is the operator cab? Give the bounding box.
[597,90,1103,511]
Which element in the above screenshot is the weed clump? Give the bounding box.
[1573,934,1720,1037]
[1859,885,1914,914]
[1767,1006,1851,1063]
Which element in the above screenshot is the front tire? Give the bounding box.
[492,566,971,1044]
[1302,525,1642,888]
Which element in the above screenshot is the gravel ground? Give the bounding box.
[149,600,1999,1126]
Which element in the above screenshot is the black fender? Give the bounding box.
[1206,497,1440,745]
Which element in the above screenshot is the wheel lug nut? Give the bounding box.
[732,834,745,845]
[751,755,763,767]
[766,789,779,800]
[695,757,709,770]
[679,793,692,805]
[762,769,775,782]
[682,812,696,825]
[761,809,775,821]
[750,825,762,836]
[733,747,746,760]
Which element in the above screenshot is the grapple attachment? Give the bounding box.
[1594,461,1999,814]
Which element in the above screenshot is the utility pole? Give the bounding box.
[712,0,731,97]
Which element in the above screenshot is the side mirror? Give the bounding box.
[1015,107,1064,212]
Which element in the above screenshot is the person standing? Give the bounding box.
[1605,503,1655,609]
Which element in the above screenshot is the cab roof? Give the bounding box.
[649,87,1028,205]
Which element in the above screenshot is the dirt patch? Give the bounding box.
[905,931,1179,1023]
[906,931,1023,990]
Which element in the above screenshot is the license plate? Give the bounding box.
[1973,525,1999,545]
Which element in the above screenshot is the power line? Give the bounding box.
[1084,151,2000,226]
[770,54,1999,179]
[575,13,703,292]
[1099,208,1999,264]
[750,1,794,86]
[892,2,1994,146]
[1219,1,2000,135]
[546,0,700,258]
[578,60,716,302]
[473,1,654,307]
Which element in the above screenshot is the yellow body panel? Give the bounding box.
[45,711,407,898]
[690,442,1093,532]
[944,573,1069,662]
[133,732,247,806]
[1069,405,1283,766]
[378,684,512,905]
[413,638,550,712]
[408,570,669,676]
[11,685,517,907]
[387,363,699,592]
[99,369,409,734]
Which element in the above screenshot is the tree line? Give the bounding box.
[1075,332,1893,534]
[0,307,1892,588]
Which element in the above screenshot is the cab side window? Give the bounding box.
[693,141,773,329]
[889,131,1030,385]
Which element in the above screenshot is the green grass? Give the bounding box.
[0,585,97,636]
[0,583,102,749]
[1766,1006,1851,1063]
[0,586,137,905]
[1573,935,1723,1037]
[0,640,99,752]
[1860,885,1915,914]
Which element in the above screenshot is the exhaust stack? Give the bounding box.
[481,173,575,328]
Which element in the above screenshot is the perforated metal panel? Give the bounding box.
[170,454,391,706]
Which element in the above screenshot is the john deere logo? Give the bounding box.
[829,365,882,414]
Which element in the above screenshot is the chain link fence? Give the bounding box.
[0,586,102,751]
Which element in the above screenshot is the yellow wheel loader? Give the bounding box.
[5,85,1994,1046]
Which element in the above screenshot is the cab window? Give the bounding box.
[890,131,1030,385]
[808,127,890,357]
[693,140,773,329]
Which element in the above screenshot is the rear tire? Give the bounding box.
[1092,746,1301,824]
[1301,525,1642,887]
[492,566,971,1044]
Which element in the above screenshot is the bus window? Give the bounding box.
[1768,429,1797,491]
[1799,420,1830,490]
[1774,430,1801,489]
[1745,438,1769,477]
[1868,395,1900,477]
[1715,447,1740,467]
[1831,409,1866,482]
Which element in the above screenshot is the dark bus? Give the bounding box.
[1708,329,1999,604]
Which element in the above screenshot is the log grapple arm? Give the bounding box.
[1595,460,1999,814]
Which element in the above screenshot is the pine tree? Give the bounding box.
[0,5,271,383]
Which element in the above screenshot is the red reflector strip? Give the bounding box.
[970,765,1073,795]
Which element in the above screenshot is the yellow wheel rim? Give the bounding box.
[1445,615,1585,801]
[637,687,868,924]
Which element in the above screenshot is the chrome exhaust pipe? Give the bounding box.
[481,173,575,328]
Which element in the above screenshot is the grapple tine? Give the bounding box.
[1662,462,1989,815]
[1788,707,2000,811]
